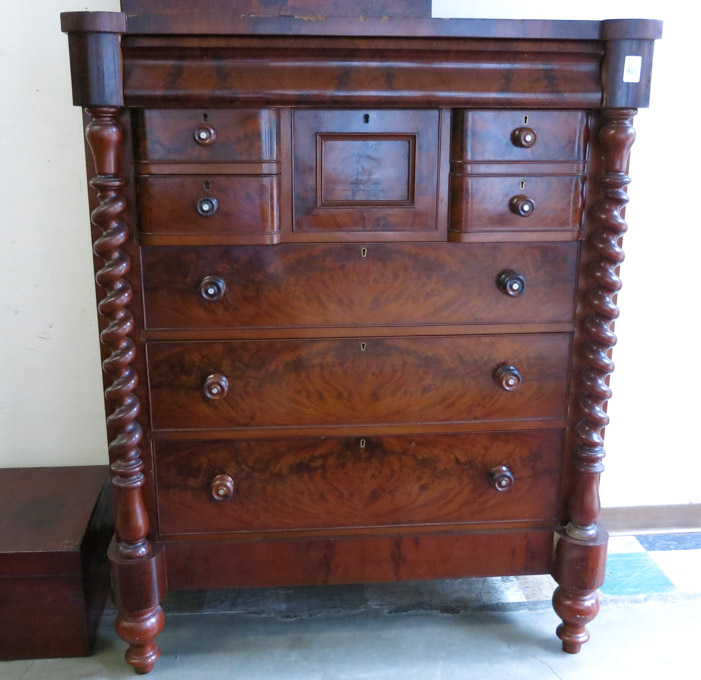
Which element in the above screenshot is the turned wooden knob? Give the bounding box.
[203,373,228,400]
[211,474,235,501]
[196,196,219,217]
[497,270,526,297]
[489,465,514,492]
[193,123,216,146]
[199,275,226,302]
[494,364,522,391]
[511,126,537,148]
[509,195,535,217]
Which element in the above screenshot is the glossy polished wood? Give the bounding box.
[155,430,563,536]
[141,242,578,330]
[147,334,570,431]
[62,3,660,670]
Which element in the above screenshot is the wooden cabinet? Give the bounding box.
[61,2,661,673]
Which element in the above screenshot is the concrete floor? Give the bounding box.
[2,586,699,679]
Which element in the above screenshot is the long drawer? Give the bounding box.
[147,334,570,431]
[155,429,564,536]
[141,242,578,329]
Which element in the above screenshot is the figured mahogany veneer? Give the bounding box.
[141,242,578,330]
[61,4,660,672]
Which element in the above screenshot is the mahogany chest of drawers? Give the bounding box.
[61,2,660,672]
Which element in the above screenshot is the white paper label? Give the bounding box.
[623,55,642,83]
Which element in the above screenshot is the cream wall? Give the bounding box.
[0,1,698,508]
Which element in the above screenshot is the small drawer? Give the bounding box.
[147,334,570,431]
[452,110,588,163]
[450,175,586,234]
[134,109,279,163]
[293,109,440,235]
[142,242,578,330]
[137,175,279,236]
[155,430,564,536]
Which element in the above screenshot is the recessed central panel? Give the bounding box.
[293,109,440,236]
[319,135,414,205]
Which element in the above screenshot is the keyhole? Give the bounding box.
[204,180,210,191]
[360,342,367,352]
[520,180,526,190]
[360,439,366,448]
[202,113,209,122]
[363,113,370,124]
[523,115,529,125]
[361,247,368,258]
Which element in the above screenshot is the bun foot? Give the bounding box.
[117,605,165,675]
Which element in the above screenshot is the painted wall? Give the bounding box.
[0,1,698,508]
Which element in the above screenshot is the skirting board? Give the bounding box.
[601,504,701,535]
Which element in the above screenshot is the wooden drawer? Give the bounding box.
[134,109,279,163]
[450,175,585,234]
[452,110,588,163]
[147,334,570,431]
[155,430,564,536]
[142,242,578,330]
[137,175,279,236]
[293,109,440,235]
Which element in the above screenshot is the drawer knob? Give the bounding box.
[497,270,526,297]
[211,474,235,501]
[489,465,515,492]
[193,123,216,146]
[203,373,228,400]
[196,196,219,217]
[494,364,522,391]
[200,276,226,302]
[509,195,535,217]
[511,127,537,148]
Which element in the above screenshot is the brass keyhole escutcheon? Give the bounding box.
[361,247,368,258]
[360,439,366,448]
[520,180,526,190]
[360,342,367,352]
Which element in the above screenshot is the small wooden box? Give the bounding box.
[0,466,112,660]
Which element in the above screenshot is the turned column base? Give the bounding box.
[551,525,608,654]
[109,539,167,674]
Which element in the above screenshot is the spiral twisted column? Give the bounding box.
[567,108,637,542]
[86,107,164,674]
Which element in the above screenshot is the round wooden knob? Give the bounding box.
[494,364,522,391]
[489,465,514,492]
[199,276,226,302]
[193,123,216,146]
[509,195,535,217]
[196,196,219,217]
[497,270,526,297]
[211,474,235,501]
[511,127,537,148]
[203,373,228,400]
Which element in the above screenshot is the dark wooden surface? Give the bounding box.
[0,466,112,660]
[141,242,578,330]
[61,3,661,670]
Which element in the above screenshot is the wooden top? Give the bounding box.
[60,5,662,41]
[0,466,109,575]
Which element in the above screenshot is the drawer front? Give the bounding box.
[135,109,279,162]
[142,242,578,329]
[293,109,439,234]
[147,334,570,431]
[155,430,564,535]
[450,175,585,233]
[137,176,279,235]
[452,110,588,162]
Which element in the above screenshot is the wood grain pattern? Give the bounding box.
[134,109,279,163]
[449,175,586,234]
[147,334,571,431]
[293,110,438,233]
[155,430,563,536]
[141,242,578,330]
[136,175,280,236]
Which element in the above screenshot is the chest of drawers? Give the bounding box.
[61,2,660,672]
